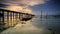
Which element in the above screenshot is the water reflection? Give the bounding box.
[32,15,60,34]
[0,15,60,34]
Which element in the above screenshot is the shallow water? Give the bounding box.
[0,15,60,34]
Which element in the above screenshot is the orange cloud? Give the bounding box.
[0,0,50,6]
[2,6,33,14]
[0,0,50,14]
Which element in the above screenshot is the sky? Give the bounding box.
[30,0,60,15]
[0,0,60,15]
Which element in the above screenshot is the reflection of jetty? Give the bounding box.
[0,9,35,32]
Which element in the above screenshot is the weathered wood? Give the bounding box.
[0,9,35,33]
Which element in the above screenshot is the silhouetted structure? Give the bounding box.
[0,9,35,33]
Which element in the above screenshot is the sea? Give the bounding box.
[0,15,60,34]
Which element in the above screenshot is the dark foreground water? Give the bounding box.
[0,15,60,34]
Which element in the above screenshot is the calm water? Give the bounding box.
[1,15,60,34]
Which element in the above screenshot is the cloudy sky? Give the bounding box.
[30,0,60,15]
[0,0,60,15]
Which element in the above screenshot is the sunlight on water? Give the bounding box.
[1,15,60,34]
[0,17,51,34]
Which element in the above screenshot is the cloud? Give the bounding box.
[0,0,49,6]
[2,5,33,14]
[0,0,50,14]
